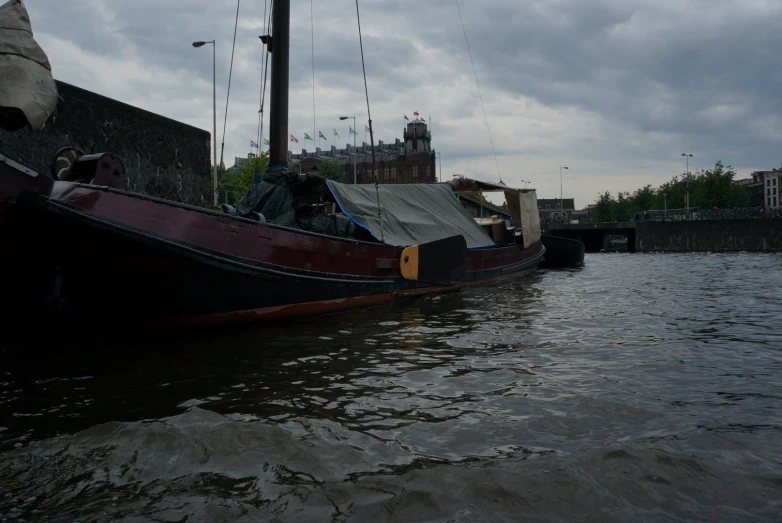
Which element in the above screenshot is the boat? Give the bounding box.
[0,0,544,326]
[539,235,585,268]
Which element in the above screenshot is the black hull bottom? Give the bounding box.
[540,235,585,269]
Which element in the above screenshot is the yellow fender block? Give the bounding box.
[400,245,419,281]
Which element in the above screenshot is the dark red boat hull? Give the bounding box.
[3,179,543,325]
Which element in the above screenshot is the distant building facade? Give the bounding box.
[537,198,576,218]
[746,167,782,209]
[287,119,437,184]
[228,153,257,175]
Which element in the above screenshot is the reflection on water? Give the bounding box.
[2,254,781,521]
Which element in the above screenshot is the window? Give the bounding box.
[774,179,778,186]
[768,180,772,187]
[775,197,778,207]
[413,165,419,178]
[768,198,772,206]
[768,188,772,196]
[384,166,390,181]
[391,167,396,180]
[426,165,431,178]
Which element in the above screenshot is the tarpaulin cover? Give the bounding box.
[326,181,494,248]
[505,189,541,247]
[237,170,296,227]
[0,0,59,131]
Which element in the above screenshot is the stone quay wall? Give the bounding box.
[0,81,211,206]
[636,220,782,252]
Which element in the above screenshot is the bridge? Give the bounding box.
[545,222,636,252]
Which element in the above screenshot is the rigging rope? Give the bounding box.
[255,0,273,177]
[220,0,241,175]
[455,0,503,184]
[311,0,317,152]
[354,0,383,242]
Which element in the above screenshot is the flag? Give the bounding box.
[264,138,270,145]
[333,128,340,139]
[290,134,299,143]
[414,111,420,117]
[305,133,313,141]
[365,124,370,132]
[319,130,327,141]
[404,115,409,121]
[349,127,358,135]
[250,140,259,148]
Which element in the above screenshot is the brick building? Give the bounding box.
[288,119,437,184]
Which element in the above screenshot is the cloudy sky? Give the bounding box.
[26,0,782,208]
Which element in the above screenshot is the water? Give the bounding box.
[2,253,781,522]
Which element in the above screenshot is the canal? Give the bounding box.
[2,253,780,521]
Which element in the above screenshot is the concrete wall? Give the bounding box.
[636,220,782,251]
[0,81,211,206]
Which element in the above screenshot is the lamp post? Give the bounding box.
[682,153,693,213]
[559,166,569,213]
[193,40,217,207]
[340,116,356,184]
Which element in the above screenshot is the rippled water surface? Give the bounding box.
[2,253,782,522]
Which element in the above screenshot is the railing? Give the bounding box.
[635,207,781,222]
[542,213,570,224]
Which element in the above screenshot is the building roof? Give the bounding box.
[457,192,511,217]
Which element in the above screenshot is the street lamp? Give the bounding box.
[682,153,693,212]
[559,166,569,213]
[193,40,217,207]
[340,116,356,184]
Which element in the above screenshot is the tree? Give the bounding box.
[595,191,614,222]
[220,152,269,205]
[593,159,755,218]
[651,176,683,212]
[690,161,748,209]
[631,185,656,215]
[316,160,347,183]
[614,191,633,222]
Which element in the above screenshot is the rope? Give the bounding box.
[354,0,383,242]
[311,0,317,152]
[455,0,502,184]
[255,0,273,177]
[220,0,241,173]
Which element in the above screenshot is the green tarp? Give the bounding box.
[326,181,494,248]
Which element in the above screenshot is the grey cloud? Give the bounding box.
[22,0,782,206]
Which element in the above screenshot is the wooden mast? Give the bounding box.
[268,0,290,168]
